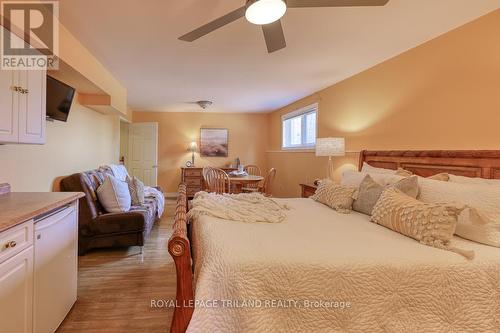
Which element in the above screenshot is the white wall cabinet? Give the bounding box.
[0,68,46,144]
[0,69,18,142]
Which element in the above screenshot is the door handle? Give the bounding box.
[152,165,158,168]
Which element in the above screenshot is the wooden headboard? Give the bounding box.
[359,150,500,179]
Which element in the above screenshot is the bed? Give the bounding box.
[168,150,500,333]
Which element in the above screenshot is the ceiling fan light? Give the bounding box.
[245,0,287,25]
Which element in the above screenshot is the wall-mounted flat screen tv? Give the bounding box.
[46,76,75,122]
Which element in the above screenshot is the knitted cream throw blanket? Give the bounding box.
[187,192,289,223]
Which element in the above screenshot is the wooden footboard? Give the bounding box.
[167,183,194,333]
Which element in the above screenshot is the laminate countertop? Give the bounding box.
[0,192,84,233]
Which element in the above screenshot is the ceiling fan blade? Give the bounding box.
[262,20,286,53]
[287,0,389,7]
[179,6,247,42]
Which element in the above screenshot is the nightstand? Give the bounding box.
[300,184,317,198]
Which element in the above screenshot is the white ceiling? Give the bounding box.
[59,0,499,113]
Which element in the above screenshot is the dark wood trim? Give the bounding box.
[167,183,194,333]
[0,183,11,195]
[359,150,500,179]
[299,183,317,198]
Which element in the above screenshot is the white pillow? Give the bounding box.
[448,174,500,186]
[361,162,397,175]
[418,177,500,247]
[97,175,131,213]
[341,170,404,188]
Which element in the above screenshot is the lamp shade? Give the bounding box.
[189,141,197,152]
[315,137,345,157]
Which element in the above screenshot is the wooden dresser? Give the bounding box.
[300,183,317,198]
[181,167,236,198]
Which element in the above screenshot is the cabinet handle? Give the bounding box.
[22,89,29,94]
[10,86,20,92]
[4,240,17,249]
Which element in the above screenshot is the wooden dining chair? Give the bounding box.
[202,167,212,191]
[261,168,277,197]
[204,167,231,194]
[242,165,262,192]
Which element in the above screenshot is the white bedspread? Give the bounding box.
[188,198,500,333]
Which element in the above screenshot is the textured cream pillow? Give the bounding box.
[353,175,419,215]
[372,188,473,259]
[96,175,131,213]
[126,176,145,205]
[311,180,357,214]
[361,162,396,174]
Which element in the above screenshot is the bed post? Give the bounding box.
[168,183,194,333]
[358,150,367,171]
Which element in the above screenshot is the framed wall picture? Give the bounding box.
[200,128,229,157]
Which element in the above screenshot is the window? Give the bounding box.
[282,103,317,149]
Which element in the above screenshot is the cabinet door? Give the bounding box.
[0,69,18,143]
[18,69,46,144]
[0,246,34,333]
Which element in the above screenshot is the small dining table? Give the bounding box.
[229,175,264,193]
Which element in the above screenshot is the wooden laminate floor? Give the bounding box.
[57,200,177,333]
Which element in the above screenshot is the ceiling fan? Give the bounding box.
[179,0,390,53]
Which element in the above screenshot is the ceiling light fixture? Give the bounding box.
[196,100,213,109]
[245,0,287,25]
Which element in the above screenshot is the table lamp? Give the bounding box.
[315,137,345,180]
[189,141,197,166]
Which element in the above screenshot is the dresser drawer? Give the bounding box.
[0,220,34,264]
[187,186,202,196]
[184,169,202,177]
[185,177,202,186]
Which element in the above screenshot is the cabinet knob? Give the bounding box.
[4,240,17,249]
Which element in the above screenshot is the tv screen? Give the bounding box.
[46,76,75,122]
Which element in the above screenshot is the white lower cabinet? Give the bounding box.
[0,202,78,333]
[0,246,34,333]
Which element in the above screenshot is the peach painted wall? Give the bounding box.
[132,112,268,194]
[267,9,500,197]
[0,98,120,192]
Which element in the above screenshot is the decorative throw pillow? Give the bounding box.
[96,175,131,213]
[126,176,145,205]
[427,173,450,181]
[395,168,413,177]
[371,188,473,259]
[341,170,405,188]
[311,180,357,214]
[361,162,396,174]
[353,175,419,215]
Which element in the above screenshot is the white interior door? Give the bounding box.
[128,122,158,186]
